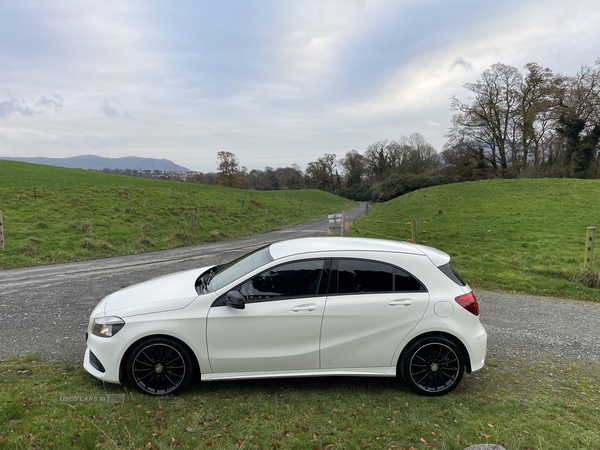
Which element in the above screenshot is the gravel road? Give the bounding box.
[1,202,599,366]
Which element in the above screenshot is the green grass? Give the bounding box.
[348,178,600,301]
[1,355,598,449]
[0,160,354,269]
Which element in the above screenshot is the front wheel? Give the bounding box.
[127,337,193,396]
[399,335,464,396]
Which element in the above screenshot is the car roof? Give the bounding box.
[268,237,450,266]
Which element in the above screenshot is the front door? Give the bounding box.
[206,259,326,374]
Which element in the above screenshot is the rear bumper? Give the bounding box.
[465,322,487,372]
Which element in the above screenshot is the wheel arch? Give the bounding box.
[119,334,202,384]
[396,331,472,377]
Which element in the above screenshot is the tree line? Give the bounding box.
[445,59,600,179]
[192,58,600,202]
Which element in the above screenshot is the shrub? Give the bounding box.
[138,235,154,246]
[78,223,93,233]
[118,188,131,199]
[378,174,452,202]
[576,270,600,288]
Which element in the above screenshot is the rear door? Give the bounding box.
[320,258,429,369]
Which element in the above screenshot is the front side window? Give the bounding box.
[209,246,273,291]
[240,260,325,302]
[335,259,425,294]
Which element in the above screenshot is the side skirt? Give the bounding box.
[202,367,396,382]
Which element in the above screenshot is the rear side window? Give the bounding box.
[335,259,425,294]
[438,264,466,286]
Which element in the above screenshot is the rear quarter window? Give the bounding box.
[438,263,466,286]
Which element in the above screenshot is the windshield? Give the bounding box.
[209,246,273,292]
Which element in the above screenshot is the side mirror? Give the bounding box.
[225,291,246,310]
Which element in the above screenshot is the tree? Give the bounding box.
[305,154,339,191]
[517,62,557,171]
[363,140,391,180]
[216,151,241,188]
[450,63,523,175]
[340,150,365,188]
[554,61,600,177]
[398,133,440,174]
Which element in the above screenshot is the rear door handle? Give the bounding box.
[388,299,412,307]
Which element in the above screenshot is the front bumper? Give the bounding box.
[83,334,125,385]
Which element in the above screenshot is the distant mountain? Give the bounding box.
[0,155,192,172]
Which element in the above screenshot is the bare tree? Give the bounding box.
[398,133,440,174]
[451,63,523,175]
[554,60,600,177]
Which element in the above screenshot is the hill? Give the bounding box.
[0,155,192,172]
[347,178,600,301]
[0,160,353,269]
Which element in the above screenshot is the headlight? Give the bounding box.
[91,316,125,338]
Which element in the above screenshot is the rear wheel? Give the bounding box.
[399,335,464,396]
[127,337,192,396]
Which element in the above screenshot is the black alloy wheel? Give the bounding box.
[127,338,193,396]
[399,335,464,396]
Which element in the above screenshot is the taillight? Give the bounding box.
[455,292,479,316]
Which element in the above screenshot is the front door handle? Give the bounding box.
[292,304,317,312]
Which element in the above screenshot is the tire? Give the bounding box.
[127,337,193,396]
[399,335,465,396]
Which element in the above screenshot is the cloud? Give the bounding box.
[450,57,473,71]
[1,0,599,171]
[0,92,63,118]
[99,99,126,117]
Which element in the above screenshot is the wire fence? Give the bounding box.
[348,213,598,272]
[1,208,596,269]
[355,217,588,243]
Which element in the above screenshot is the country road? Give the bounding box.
[1,202,599,367]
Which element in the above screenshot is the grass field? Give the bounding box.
[1,355,598,449]
[3,164,600,449]
[347,178,600,301]
[0,160,354,269]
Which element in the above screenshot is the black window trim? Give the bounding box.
[327,257,427,296]
[212,258,332,307]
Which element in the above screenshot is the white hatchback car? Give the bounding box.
[84,237,486,396]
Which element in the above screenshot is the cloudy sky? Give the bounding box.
[1,0,599,172]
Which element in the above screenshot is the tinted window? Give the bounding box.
[437,263,466,286]
[335,259,425,293]
[338,260,393,293]
[395,268,423,291]
[240,260,325,302]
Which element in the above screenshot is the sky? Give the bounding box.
[1,0,599,173]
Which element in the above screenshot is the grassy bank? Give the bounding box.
[1,355,598,449]
[348,178,600,301]
[0,160,353,269]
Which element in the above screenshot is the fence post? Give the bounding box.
[0,211,4,250]
[585,227,595,269]
[341,211,346,237]
[191,211,196,231]
[411,218,418,244]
